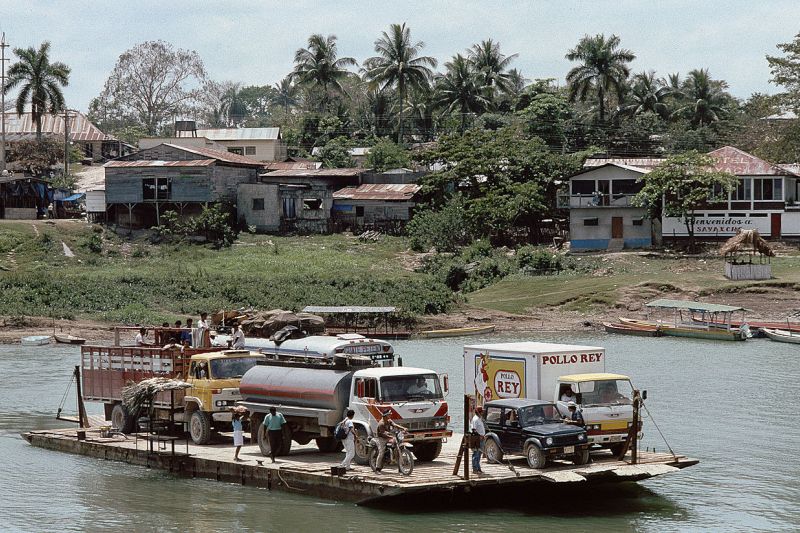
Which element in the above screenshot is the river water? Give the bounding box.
[1,333,798,532]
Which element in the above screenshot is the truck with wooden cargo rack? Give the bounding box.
[80,344,265,444]
[464,342,642,455]
[238,351,452,464]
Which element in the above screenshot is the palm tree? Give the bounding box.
[272,76,299,115]
[565,34,635,122]
[3,41,70,141]
[435,54,490,132]
[291,34,356,111]
[620,71,673,119]
[363,23,437,144]
[468,39,518,103]
[678,68,731,126]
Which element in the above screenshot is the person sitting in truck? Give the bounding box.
[406,377,429,397]
[563,402,585,427]
[231,325,246,349]
[180,318,193,347]
[376,410,406,469]
[560,385,576,403]
[134,328,153,347]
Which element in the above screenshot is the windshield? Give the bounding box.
[518,404,562,426]
[579,379,633,406]
[209,357,262,379]
[380,374,443,401]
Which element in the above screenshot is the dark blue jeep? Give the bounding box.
[482,399,590,468]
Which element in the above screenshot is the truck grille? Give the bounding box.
[399,418,446,431]
[552,434,581,446]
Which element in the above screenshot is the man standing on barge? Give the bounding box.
[263,406,287,463]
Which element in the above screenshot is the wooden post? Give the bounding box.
[631,390,640,465]
[74,365,89,429]
[463,394,470,480]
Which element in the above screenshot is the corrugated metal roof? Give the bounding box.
[263,161,322,171]
[194,127,281,141]
[263,168,363,178]
[708,146,796,176]
[569,162,650,179]
[646,299,743,313]
[105,159,216,168]
[333,183,421,201]
[310,146,371,157]
[161,144,264,167]
[302,306,396,314]
[584,157,664,169]
[2,111,116,142]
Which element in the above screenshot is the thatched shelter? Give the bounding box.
[720,229,774,280]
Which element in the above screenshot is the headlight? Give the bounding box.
[545,437,553,446]
[578,434,586,441]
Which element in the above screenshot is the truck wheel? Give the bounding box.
[257,425,271,457]
[483,439,503,464]
[413,441,443,462]
[278,426,293,456]
[354,427,369,465]
[189,411,212,445]
[111,403,135,434]
[609,442,627,458]
[316,436,342,453]
[573,448,590,466]
[525,444,547,469]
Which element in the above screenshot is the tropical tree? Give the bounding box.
[291,34,356,111]
[619,71,673,119]
[468,39,518,104]
[272,76,300,115]
[435,54,490,132]
[3,41,70,141]
[633,151,738,251]
[565,34,635,122]
[363,23,437,144]
[677,69,731,127]
[767,32,800,111]
[201,81,247,127]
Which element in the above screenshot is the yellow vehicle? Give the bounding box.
[81,346,265,445]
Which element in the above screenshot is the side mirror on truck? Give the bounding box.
[442,374,449,394]
[642,390,647,400]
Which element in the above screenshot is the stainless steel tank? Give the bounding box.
[239,365,354,411]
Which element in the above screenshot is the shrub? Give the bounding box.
[516,246,563,274]
[152,205,238,248]
[407,198,472,253]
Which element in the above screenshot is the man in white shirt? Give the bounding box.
[194,312,210,348]
[231,325,246,349]
[470,405,486,474]
[338,409,356,470]
[560,386,576,403]
[134,328,152,347]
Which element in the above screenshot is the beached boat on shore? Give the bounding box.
[603,321,662,337]
[762,328,800,345]
[417,325,496,338]
[54,334,86,345]
[21,335,51,346]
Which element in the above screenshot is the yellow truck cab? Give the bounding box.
[184,350,266,444]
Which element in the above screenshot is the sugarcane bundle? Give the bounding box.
[121,377,192,415]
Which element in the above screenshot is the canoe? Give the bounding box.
[54,334,87,345]
[417,325,496,338]
[21,335,52,346]
[603,322,662,337]
[762,328,800,345]
[618,318,747,341]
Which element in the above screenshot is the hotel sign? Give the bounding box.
[662,216,771,236]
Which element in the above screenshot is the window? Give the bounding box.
[142,177,171,201]
[303,198,322,210]
[355,378,378,399]
[571,180,594,195]
[754,178,783,201]
[733,178,751,201]
[583,217,599,226]
[252,198,264,211]
[709,182,727,201]
[485,407,502,425]
[245,146,256,156]
[228,147,244,155]
[355,206,365,217]
[282,198,296,218]
[612,179,641,195]
[632,218,644,226]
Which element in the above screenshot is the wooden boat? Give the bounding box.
[620,304,749,342]
[21,335,52,346]
[54,334,87,345]
[417,325,496,338]
[603,321,662,337]
[693,317,800,334]
[762,328,800,345]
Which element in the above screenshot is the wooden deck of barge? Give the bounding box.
[22,427,697,506]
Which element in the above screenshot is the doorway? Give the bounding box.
[612,216,624,239]
[771,213,782,238]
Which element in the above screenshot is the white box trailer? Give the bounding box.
[464,342,636,453]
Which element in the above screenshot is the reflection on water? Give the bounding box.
[1,335,799,532]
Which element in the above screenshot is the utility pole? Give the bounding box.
[63,107,70,178]
[1,33,9,172]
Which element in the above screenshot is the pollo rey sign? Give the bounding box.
[541,352,603,365]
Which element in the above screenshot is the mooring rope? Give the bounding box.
[640,400,677,459]
[56,372,76,415]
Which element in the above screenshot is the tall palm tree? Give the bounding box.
[291,34,356,111]
[565,34,635,122]
[3,41,70,141]
[620,71,673,119]
[435,54,490,133]
[468,39,518,103]
[272,76,299,115]
[363,23,437,144]
[678,68,730,126]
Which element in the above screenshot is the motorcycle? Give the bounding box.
[367,429,414,476]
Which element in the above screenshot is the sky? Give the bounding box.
[1,1,799,113]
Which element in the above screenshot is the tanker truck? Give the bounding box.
[239,354,452,464]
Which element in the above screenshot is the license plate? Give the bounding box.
[563,446,574,454]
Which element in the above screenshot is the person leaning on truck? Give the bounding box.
[563,402,585,427]
[263,406,287,463]
[470,405,486,474]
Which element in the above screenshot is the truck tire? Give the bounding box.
[609,442,628,458]
[189,411,212,445]
[257,424,271,457]
[315,436,342,453]
[279,426,293,456]
[482,439,503,464]
[412,441,443,462]
[573,447,590,465]
[111,403,135,434]
[354,427,369,465]
[526,443,547,469]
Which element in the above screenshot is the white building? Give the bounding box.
[140,128,287,162]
